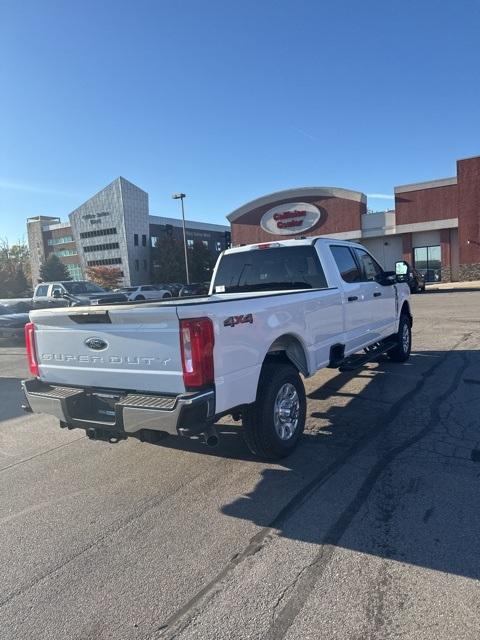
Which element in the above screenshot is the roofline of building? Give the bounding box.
[394,176,457,194]
[27,216,60,223]
[456,153,480,162]
[68,176,148,216]
[227,187,367,223]
[148,215,229,232]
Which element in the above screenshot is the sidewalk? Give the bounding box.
[425,279,480,293]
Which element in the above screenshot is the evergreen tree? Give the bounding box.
[189,241,215,282]
[39,254,71,282]
[151,236,187,283]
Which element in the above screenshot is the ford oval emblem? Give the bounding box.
[85,337,108,351]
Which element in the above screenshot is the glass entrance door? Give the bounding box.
[413,245,441,282]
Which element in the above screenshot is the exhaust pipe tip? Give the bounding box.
[205,434,219,447]
[202,424,219,447]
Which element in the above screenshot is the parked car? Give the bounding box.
[0,304,30,343]
[22,238,412,460]
[155,283,183,297]
[0,299,33,313]
[118,285,172,301]
[179,282,209,297]
[32,281,128,308]
[395,261,426,293]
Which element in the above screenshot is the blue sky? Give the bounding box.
[1,0,480,243]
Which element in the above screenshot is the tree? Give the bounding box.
[151,236,187,283]
[86,266,123,290]
[0,238,32,297]
[39,254,71,282]
[189,241,215,282]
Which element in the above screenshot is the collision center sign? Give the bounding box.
[260,202,322,235]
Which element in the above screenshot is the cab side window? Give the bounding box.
[51,284,64,296]
[354,248,383,282]
[35,285,49,297]
[330,246,362,283]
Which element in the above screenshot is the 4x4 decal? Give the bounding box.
[224,314,253,328]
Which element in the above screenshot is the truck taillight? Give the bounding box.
[179,318,214,389]
[25,322,39,377]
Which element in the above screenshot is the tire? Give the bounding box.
[162,292,172,299]
[387,313,412,362]
[135,295,145,301]
[242,362,306,460]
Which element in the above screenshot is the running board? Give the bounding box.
[338,340,396,372]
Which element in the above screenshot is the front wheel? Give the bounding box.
[388,314,412,362]
[242,362,306,460]
[135,295,145,301]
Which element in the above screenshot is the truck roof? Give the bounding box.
[223,236,361,254]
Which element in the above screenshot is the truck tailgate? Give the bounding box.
[30,305,185,395]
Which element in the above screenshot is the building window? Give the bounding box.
[202,240,209,247]
[187,239,194,249]
[80,227,117,239]
[135,259,139,271]
[413,245,441,282]
[86,257,122,266]
[142,234,146,247]
[66,263,83,280]
[47,235,73,245]
[216,241,222,252]
[83,242,120,253]
[54,249,78,257]
[143,259,147,270]
[134,233,139,246]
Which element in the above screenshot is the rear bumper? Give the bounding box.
[21,378,215,437]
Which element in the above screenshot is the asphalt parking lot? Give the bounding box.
[1,291,480,640]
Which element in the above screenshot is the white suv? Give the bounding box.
[119,285,172,301]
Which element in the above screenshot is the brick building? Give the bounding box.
[227,155,480,282]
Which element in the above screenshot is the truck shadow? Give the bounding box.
[0,377,27,421]
[215,348,480,582]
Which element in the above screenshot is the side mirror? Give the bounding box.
[395,261,409,275]
[52,290,62,298]
[379,271,396,286]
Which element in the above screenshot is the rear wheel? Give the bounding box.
[388,314,411,362]
[135,295,145,301]
[162,292,172,299]
[242,362,306,460]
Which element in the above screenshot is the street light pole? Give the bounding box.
[172,192,190,284]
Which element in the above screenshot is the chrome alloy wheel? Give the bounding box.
[273,383,300,441]
[402,322,410,353]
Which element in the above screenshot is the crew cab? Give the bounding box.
[22,238,412,459]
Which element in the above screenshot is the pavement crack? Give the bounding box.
[263,346,469,640]
[0,435,86,474]
[151,336,471,639]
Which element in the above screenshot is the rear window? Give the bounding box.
[213,246,327,293]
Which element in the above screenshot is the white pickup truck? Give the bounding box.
[22,238,412,459]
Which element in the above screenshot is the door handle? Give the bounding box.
[373,292,382,297]
[347,296,358,302]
